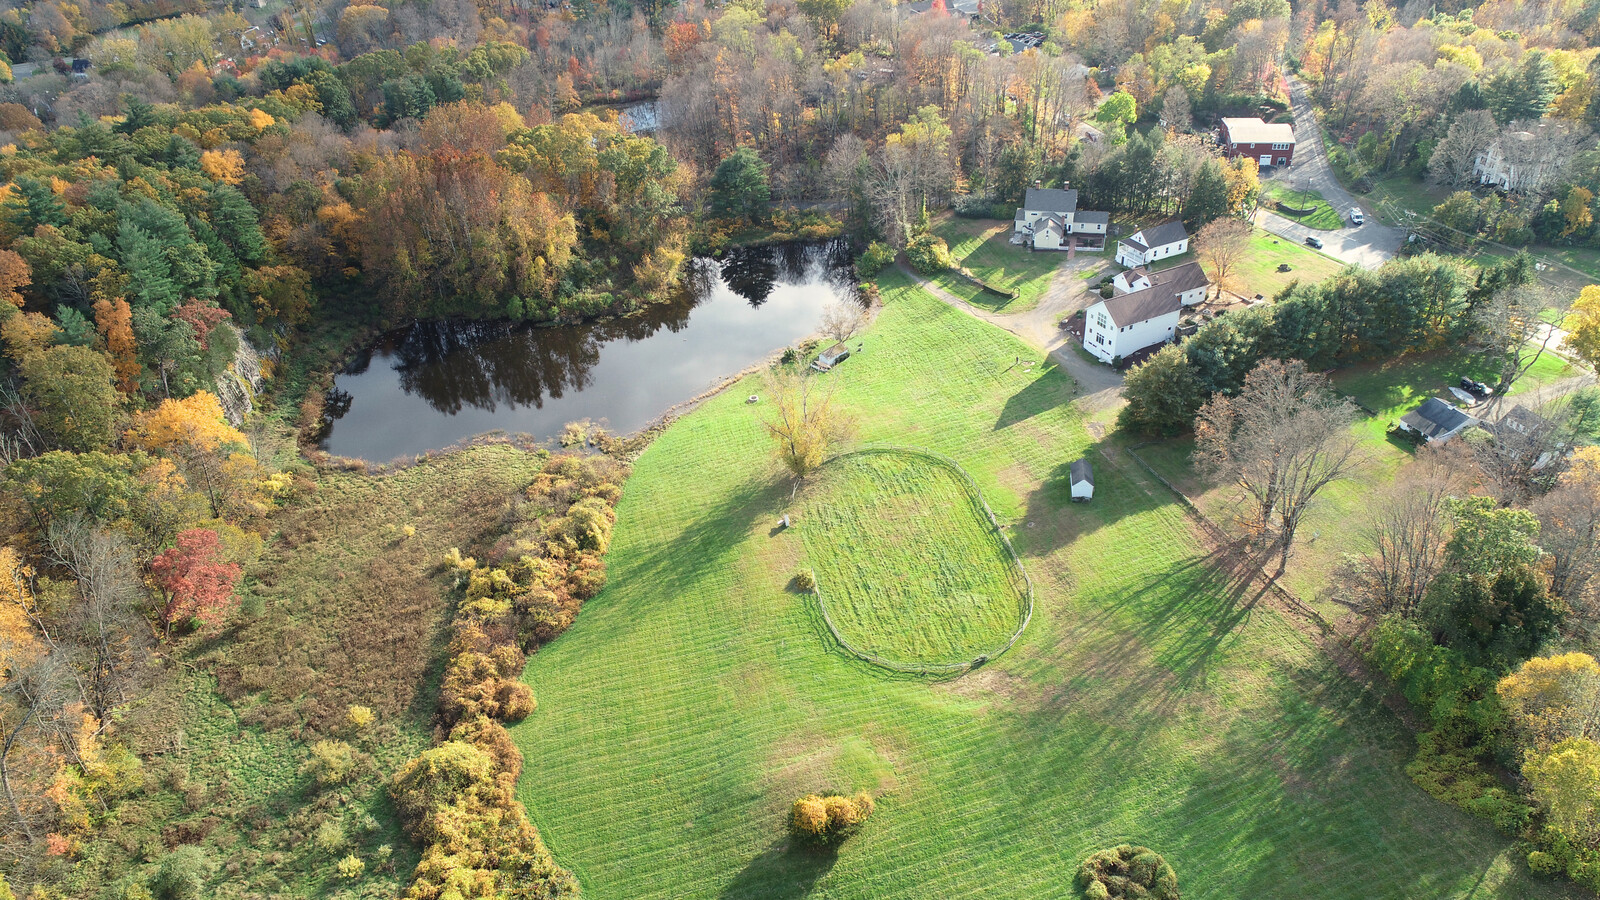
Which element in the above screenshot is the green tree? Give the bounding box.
[1524,736,1600,840]
[709,147,771,225]
[150,845,216,900]
[3,175,66,234]
[1117,344,1203,436]
[1094,91,1138,143]
[19,345,120,452]
[1485,51,1561,124]
[1183,158,1229,228]
[0,450,148,535]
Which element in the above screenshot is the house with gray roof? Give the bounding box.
[1081,261,1209,364]
[1012,187,1110,251]
[1116,219,1189,268]
[1397,398,1477,444]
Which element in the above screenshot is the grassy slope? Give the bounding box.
[85,445,547,899]
[799,450,1026,666]
[928,217,1098,313]
[1136,349,1579,615]
[511,271,1557,899]
[1261,183,1346,230]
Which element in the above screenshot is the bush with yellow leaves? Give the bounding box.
[789,791,875,844]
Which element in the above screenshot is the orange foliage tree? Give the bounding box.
[149,529,242,637]
[92,297,139,394]
[0,250,30,308]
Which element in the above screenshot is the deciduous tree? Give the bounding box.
[761,367,853,480]
[149,529,242,638]
[1194,359,1361,572]
[1195,218,1251,300]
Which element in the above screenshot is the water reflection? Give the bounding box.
[320,240,859,461]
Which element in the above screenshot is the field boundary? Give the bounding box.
[806,444,1035,676]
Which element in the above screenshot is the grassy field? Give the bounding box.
[798,449,1027,667]
[928,216,1090,313]
[1235,230,1348,299]
[510,270,1562,899]
[1136,347,1580,612]
[1261,182,1345,230]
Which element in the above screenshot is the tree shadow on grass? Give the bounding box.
[719,839,838,900]
[1012,436,1172,559]
[994,360,1076,429]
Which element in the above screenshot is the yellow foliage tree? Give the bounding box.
[199,148,246,185]
[0,547,39,674]
[0,249,29,307]
[1524,736,1600,839]
[92,297,140,393]
[1564,284,1600,372]
[125,392,247,456]
[1498,652,1600,753]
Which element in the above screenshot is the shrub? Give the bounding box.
[345,705,375,731]
[312,820,347,854]
[336,854,365,879]
[905,233,955,274]
[149,846,216,900]
[1075,845,1179,900]
[789,791,874,844]
[857,242,896,278]
[1530,850,1562,875]
[794,567,817,592]
[302,740,358,787]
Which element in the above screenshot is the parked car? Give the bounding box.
[1304,236,1323,249]
[1459,376,1493,398]
[1349,207,1365,225]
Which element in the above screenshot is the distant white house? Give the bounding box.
[1397,398,1477,444]
[1082,261,1209,364]
[1115,220,1189,268]
[1013,188,1110,251]
[1475,131,1555,194]
[1070,459,1094,501]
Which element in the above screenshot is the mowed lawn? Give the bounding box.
[510,271,1560,899]
[928,216,1084,313]
[1261,182,1345,230]
[1236,230,1347,299]
[799,449,1027,667]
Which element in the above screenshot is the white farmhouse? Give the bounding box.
[1012,188,1110,251]
[1082,261,1209,364]
[1115,219,1189,268]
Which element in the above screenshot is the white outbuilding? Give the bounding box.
[1070,459,1094,501]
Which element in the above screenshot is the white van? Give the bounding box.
[1349,207,1365,225]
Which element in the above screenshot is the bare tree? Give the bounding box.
[1195,359,1362,573]
[1195,218,1251,299]
[47,519,148,723]
[1533,448,1600,617]
[1339,445,1470,617]
[1476,282,1570,403]
[818,302,866,345]
[1428,109,1499,185]
[1160,85,1192,133]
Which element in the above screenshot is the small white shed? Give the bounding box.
[1070,459,1094,501]
[812,343,850,371]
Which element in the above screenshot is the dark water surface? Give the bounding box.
[319,240,858,462]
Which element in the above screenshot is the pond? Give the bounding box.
[319,240,860,462]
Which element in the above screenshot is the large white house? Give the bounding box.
[1475,131,1555,194]
[1013,188,1110,251]
[1115,219,1189,268]
[1082,261,1209,364]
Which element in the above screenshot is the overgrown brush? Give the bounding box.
[392,453,628,899]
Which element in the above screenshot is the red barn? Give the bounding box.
[1219,117,1296,168]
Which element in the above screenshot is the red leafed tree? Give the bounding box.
[173,299,232,350]
[150,529,242,638]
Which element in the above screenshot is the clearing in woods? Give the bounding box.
[798,449,1028,668]
[510,269,1563,899]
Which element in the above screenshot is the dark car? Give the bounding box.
[1459,376,1493,398]
[1304,236,1324,249]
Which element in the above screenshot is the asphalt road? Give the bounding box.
[1252,78,1407,270]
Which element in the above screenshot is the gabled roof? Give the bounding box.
[1137,219,1188,248]
[1024,187,1078,215]
[1400,398,1475,439]
[1076,210,1110,225]
[1146,260,1209,295]
[1121,236,1149,252]
[819,342,849,361]
[1497,405,1550,436]
[1098,286,1183,328]
[1221,117,1295,145]
[1070,458,1094,487]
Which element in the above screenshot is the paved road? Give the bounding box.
[1252,78,1406,270]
